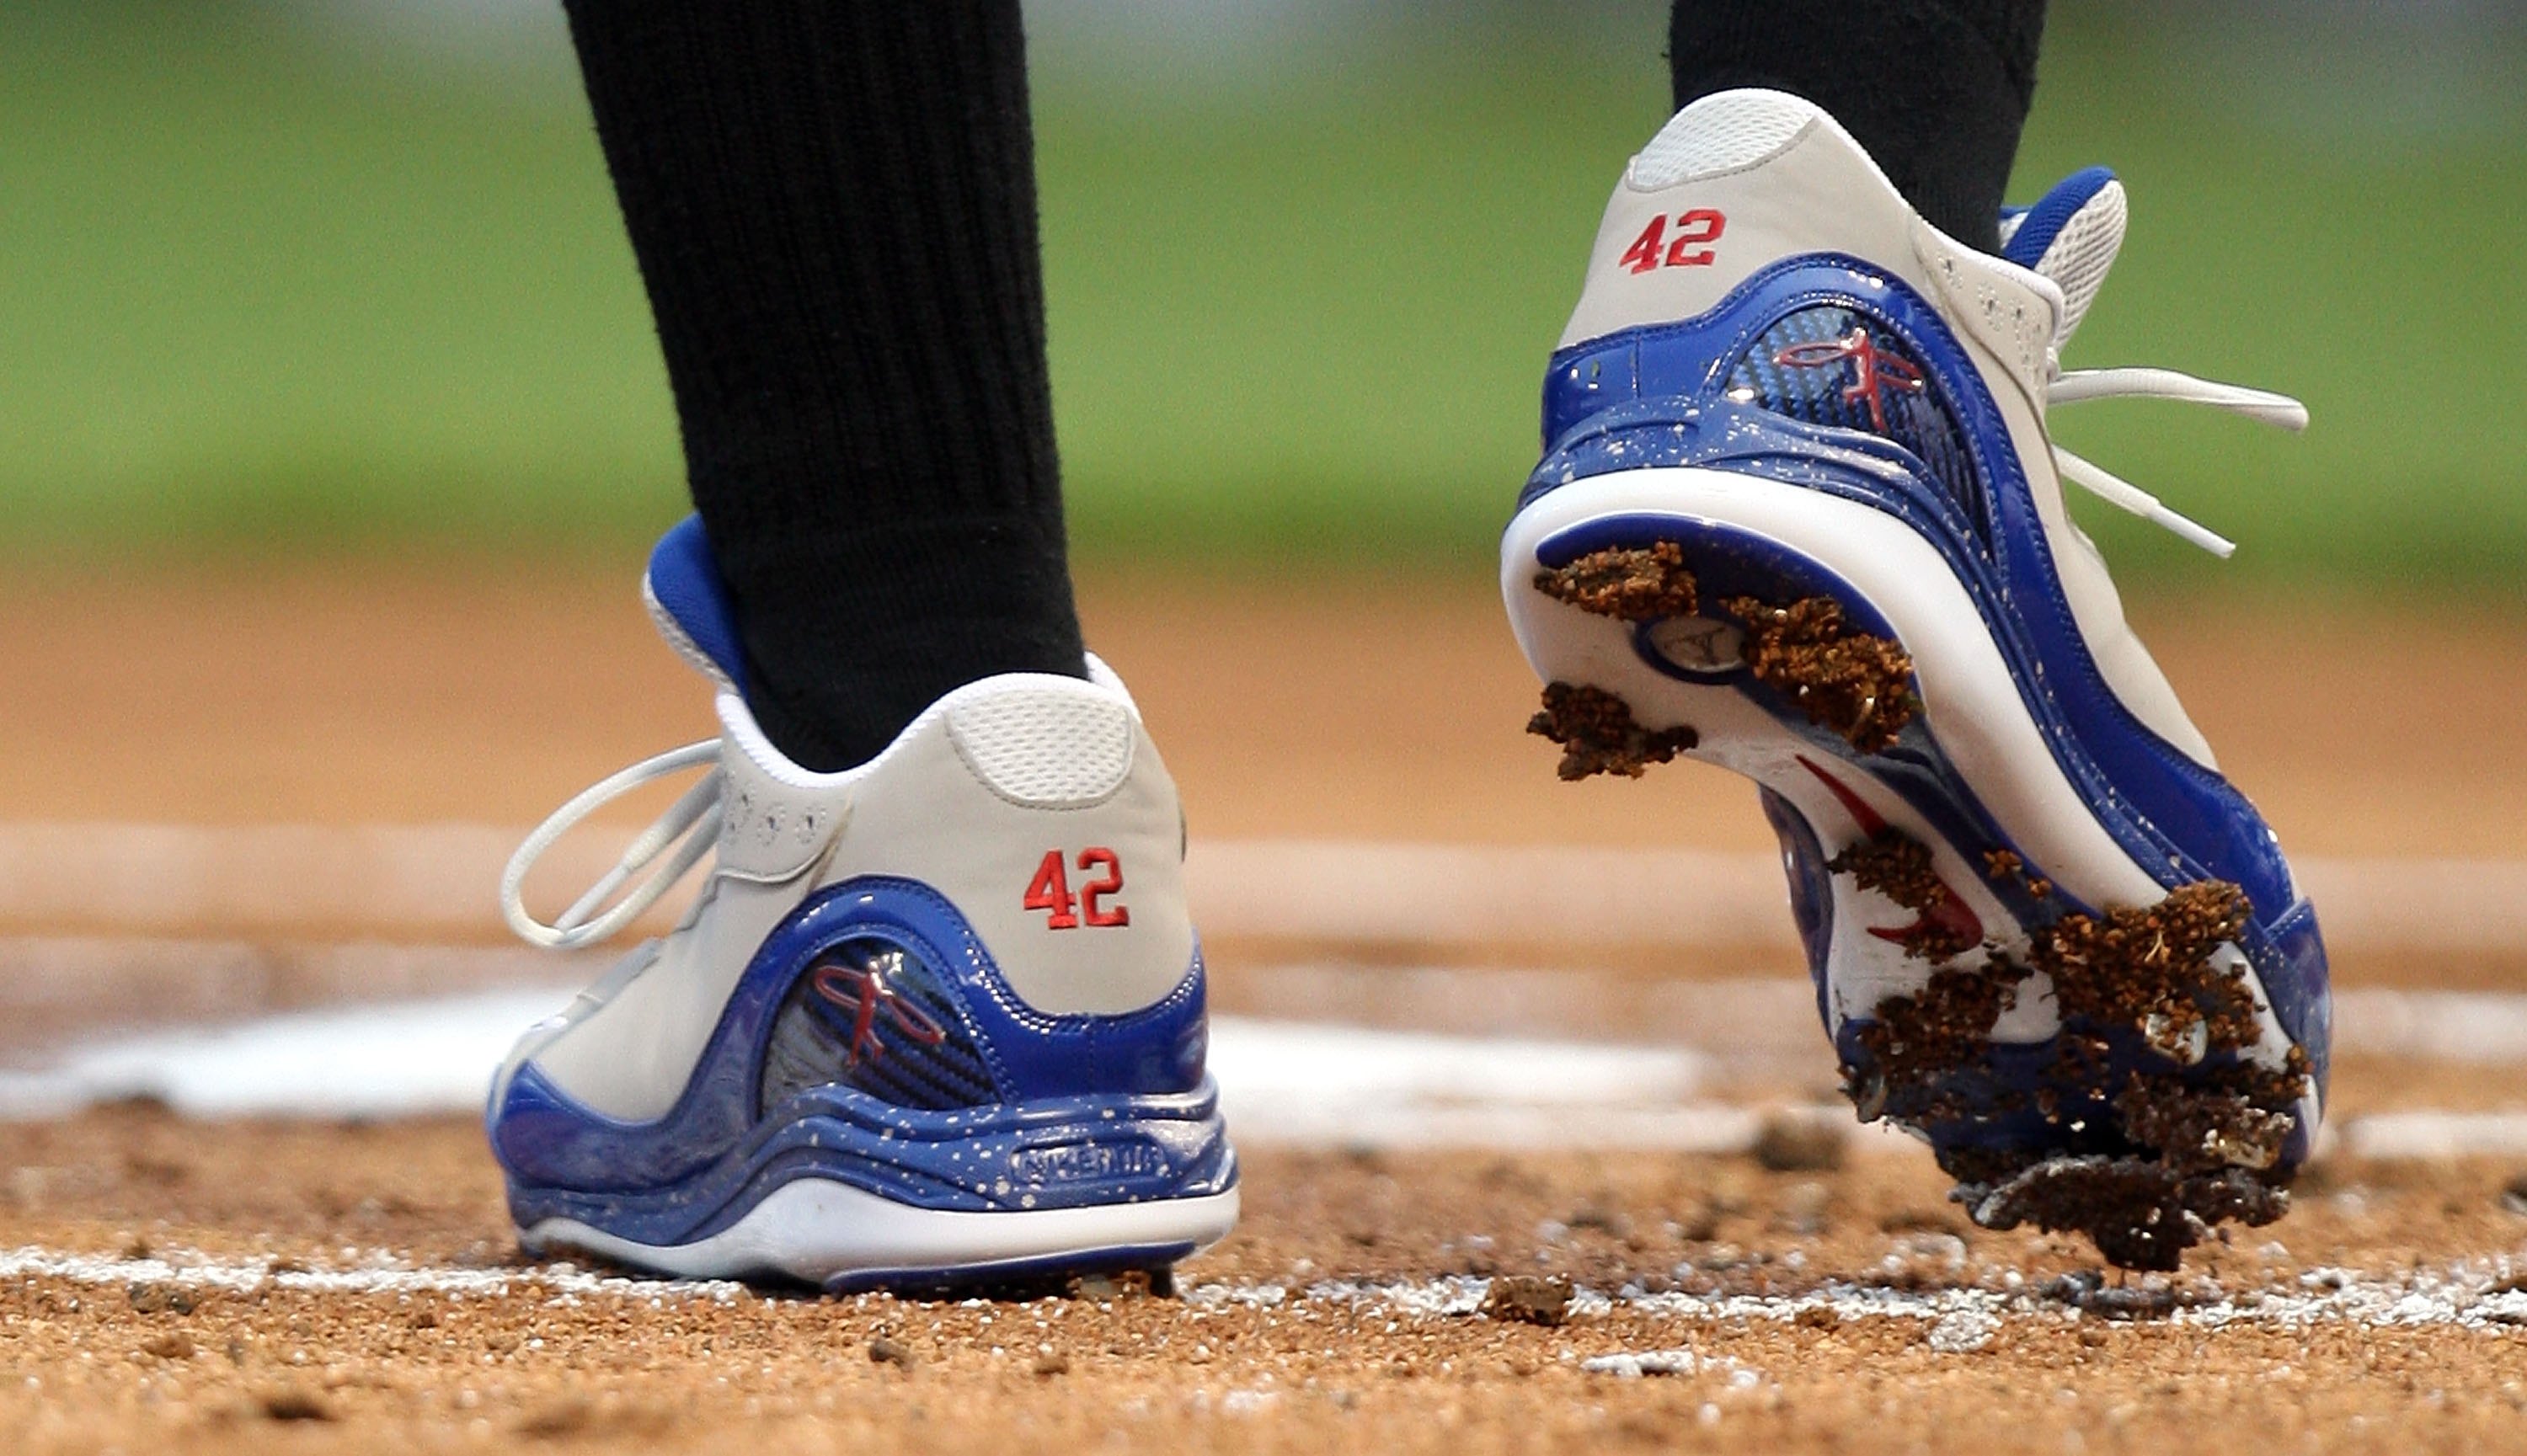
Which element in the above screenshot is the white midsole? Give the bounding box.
[521,1180,1242,1286]
[1504,467,2166,915]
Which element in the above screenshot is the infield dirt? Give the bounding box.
[1,568,2523,1452]
[3,1107,2526,1455]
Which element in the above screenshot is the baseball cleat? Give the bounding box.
[1503,91,2328,1270]
[486,517,1237,1290]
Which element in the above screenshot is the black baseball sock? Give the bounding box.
[1668,1,2049,252]
[561,0,1083,772]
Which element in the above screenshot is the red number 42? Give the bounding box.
[1024,848,1129,930]
[1618,208,1726,274]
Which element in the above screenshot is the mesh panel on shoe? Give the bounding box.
[1726,304,1986,536]
[757,940,996,1114]
[2033,180,2127,346]
[1629,91,1814,189]
[947,686,1134,807]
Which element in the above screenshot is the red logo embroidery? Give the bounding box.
[1618,209,1727,274]
[1772,328,1924,433]
[811,956,948,1067]
[1024,848,1130,930]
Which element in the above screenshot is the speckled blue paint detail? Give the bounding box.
[490,877,1231,1247]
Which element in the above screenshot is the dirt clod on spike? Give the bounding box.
[1927,878,2312,1272]
[1830,835,1943,910]
[1954,1155,2288,1273]
[2033,882,2263,1059]
[1723,596,1915,752]
[2113,1075,2294,1175]
[1532,541,1697,621]
[1527,683,1696,781]
[1850,961,2029,1117]
[1829,829,1976,963]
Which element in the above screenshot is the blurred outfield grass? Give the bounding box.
[2,2,2520,589]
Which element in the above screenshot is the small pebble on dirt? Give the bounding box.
[126,1283,195,1315]
[868,1336,915,1368]
[1753,1112,1848,1173]
[1483,1275,1573,1327]
[258,1388,334,1422]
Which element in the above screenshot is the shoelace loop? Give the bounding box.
[2045,366,2307,558]
[500,739,721,951]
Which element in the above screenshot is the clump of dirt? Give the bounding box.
[1526,683,1697,781]
[1929,880,2313,1271]
[2113,1071,2295,1174]
[868,1336,915,1368]
[1849,978,2016,1114]
[1953,1155,2287,1272]
[1848,961,2030,1122]
[258,1388,335,1423]
[1482,1275,1573,1326]
[1828,829,1977,963]
[1979,849,2053,898]
[1830,835,1943,911]
[1531,542,1698,621]
[1721,596,1915,752]
[2033,882,2262,1059]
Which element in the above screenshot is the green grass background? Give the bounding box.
[3,1,2519,589]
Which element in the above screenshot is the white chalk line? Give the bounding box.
[0,824,2520,952]
[6,1245,2523,1338]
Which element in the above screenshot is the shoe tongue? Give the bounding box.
[1999,165,2126,349]
[644,515,749,696]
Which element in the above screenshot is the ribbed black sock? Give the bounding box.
[561,0,1083,771]
[1668,0,2049,251]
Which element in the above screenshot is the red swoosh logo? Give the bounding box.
[1795,756,1983,949]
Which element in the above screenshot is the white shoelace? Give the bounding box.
[500,740,723,951]
[2045,366,2307,558]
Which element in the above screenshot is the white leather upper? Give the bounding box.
[526,666,1195,1123]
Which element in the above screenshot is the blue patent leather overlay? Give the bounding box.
[2262,898,2332,1105]
[489,875,1221,1237]
[1522,256,2300,934]
[1758,786,1835,1034]
[646,515,749,696]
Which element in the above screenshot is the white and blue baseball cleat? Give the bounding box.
[1504,91,2327,1269]
[486,517,1237,1290]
